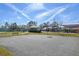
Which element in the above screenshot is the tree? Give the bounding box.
[27,21,37,29]
[27,21,37,26]
[9,23,20,31]
[19,25,27,32]
[51,21,60,32]
[27,21,41,32]
[5,22,9,29]
[40,22,50,31]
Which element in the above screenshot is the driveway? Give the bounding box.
[0,35,79,56]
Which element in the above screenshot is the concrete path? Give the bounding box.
[0,35,79,56]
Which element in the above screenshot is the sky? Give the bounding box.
[0,3,79,25]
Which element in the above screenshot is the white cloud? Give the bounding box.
[35,6,63,19]
[23,3,47,13]
[28,3,46,10]
[5,3,32,21]
[45,6,69,22]
[17,16,22,19]
[34,6,68,24]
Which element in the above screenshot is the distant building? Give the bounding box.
[41,26,53,32]
[63,24,79,33]
[28,25,41,32]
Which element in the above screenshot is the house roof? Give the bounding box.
[63,24,79,28]
[30,25,39,28]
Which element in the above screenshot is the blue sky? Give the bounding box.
[0,3,79,25]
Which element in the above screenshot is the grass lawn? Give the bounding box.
[27,32,79,37]
[0,32,79,37]
[0,32,29,37]
[0,47,12,56]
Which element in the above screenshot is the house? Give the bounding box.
[41,27,52,31]
[63,24,79,33]
[28,25,41,32]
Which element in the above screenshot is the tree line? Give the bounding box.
[0,21,63,32]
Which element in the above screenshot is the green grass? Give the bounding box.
[0,32,79,37]
[0,32,29,37]
[58,33,79,37]
[0,47,12,56]
[27,32,79,37]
